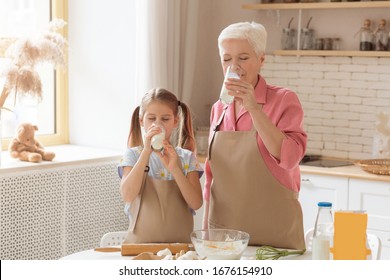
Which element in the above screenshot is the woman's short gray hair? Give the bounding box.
[218,22,267,57]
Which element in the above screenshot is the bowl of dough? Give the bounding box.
[190,229,250,260]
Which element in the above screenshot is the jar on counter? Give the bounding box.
[195,126,210,156]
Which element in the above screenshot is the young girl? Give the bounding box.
[118,88,203,243]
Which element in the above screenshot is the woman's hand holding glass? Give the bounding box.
[225,78,259,112]
[219,65,240,105]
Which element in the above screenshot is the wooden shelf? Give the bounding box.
[242,1,390,10]
[243,1,390,57]
[273,50,390,57]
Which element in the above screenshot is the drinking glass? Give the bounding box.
[219,65,240,105]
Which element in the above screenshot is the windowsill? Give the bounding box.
[0,144,122,174]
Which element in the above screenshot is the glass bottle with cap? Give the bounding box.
[312,201,334,260]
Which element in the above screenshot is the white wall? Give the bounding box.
[68,0,137,151]
[68,0,390,158]
[67,0,257,149]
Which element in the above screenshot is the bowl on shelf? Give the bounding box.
[190,229,250,260]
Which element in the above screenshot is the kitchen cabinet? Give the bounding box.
[242,1,390,57]
[349,178,390,260]
[299,173,349,233]
[299,171,390,259]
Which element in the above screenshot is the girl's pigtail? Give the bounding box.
[178,101,196,153]
[127,106,143,148]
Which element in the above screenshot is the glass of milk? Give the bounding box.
[151,125,165,151]
[219,65,240,105]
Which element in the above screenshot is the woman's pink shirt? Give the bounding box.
[203,75,307,201]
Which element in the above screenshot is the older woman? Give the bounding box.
[203,22,307,250]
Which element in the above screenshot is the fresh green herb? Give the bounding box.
[256,246,306,260]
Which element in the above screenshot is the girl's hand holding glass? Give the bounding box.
[144,124,164,153]
[156,140,180,173]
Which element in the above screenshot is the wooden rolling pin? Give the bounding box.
[95,243,194,256]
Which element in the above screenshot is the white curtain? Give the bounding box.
[135,0,199,104]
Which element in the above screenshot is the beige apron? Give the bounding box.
[208,109,305,250]
[124,170,193,243]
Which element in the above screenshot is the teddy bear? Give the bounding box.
[8,122,55,163]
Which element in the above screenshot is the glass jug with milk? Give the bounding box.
[312,202,334,260]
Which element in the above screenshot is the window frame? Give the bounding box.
[1,0,69,150]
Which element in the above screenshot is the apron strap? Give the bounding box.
[208,108,227,160]
[128,165,149,232]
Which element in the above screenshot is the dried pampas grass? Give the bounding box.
[5,66,43,99]
[0,18,67,110]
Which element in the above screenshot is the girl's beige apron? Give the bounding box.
[208,109,305,250]
[124,173,193,243]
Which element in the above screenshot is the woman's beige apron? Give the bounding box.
[124,171,193,243]
[208,109,305,250]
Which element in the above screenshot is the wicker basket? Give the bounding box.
[354,159,390,175]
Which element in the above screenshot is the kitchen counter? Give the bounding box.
[196,154,390,183]
[299,164,390,183]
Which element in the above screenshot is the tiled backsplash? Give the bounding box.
[262,55,390,160]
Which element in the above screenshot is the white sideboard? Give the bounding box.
[349,178,390,260]
[299,170,390,260]
[299,174,349,232]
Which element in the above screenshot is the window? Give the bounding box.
[0,0,68,151]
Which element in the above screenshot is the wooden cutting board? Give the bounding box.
[94,243,194,255]
[121,243,194,256]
